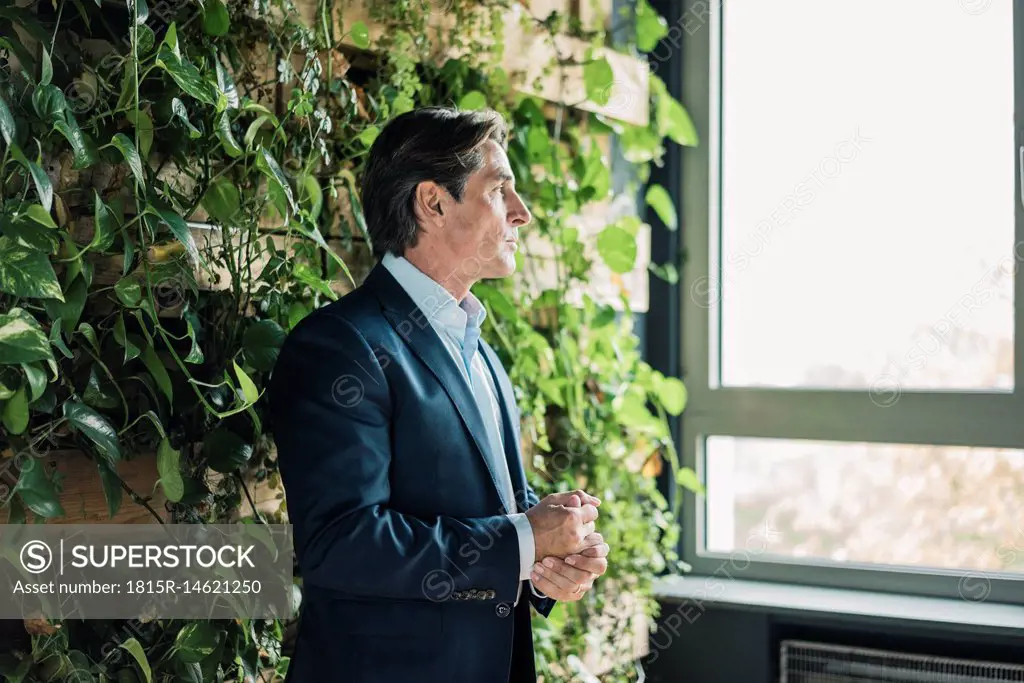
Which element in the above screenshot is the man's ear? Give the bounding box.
[413,181,446,225]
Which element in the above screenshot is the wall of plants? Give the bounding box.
[0,0,699,679]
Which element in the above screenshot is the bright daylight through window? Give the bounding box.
[686,0,1022,588]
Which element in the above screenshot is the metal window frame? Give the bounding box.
[676,0,1024,605]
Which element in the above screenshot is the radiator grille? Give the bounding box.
[780,639,1024,683]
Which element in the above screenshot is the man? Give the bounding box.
[268,106,610,683]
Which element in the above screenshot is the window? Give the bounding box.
[679,0,1024,604]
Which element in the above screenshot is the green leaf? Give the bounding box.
[202,177,240,225]
[31,84,65,121]
[257,149,295,213]
[157,48,218,105]
[202,0,229,36]
[216,59,239,110]
[49,317,72,359]
[162,22,180,57]
[172,98,202,139]
[119,638,152,683]
[0,213,58,253]
[114,314,142,362]
[40,45,52,85]
[473,283,518,321]
[635,0,669,52]
[243,319,286,372]
[21,362,46,403]
[657,90,698,147]
[243,114,279,149]
[141,343,173,403]
[110,133,145,189]
[174,660,203,683]
[0,309,53,365]
[175,622,220,663]
[11,145,53,213]
[616,392,660,431]
[91,192,118,252]
[14,456,64,518]
[23,203,57,229]
[583,55,614,106]
[125,109,154,159]
[596,225,637,274]
[203,427,253,473]
[298,174,323,218]
[0,92,15,145]
[133,0,149,25]
[78,321,100,353]
[153,203,202,265]
[458,90,487,111]
[183,316,204,364]
[43,275,87,335]
[526,125,551,162]
[0,236,63,300]
[157,437,184,503]
[2,386,29,434]
[53,112,99,168]
[656,376,687,415]
[96,458,123,519]
[115,277,142,307]
[216,111,243,158]
[82,365,119,410]
[645,184,677,230]
[138,25,156,53]
[676,467,704,494]
[233,360,259,405]
[348,20,370,49]
[63,400,122,465]
[356,125,379,148]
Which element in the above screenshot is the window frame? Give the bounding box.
[677,0,1024,605]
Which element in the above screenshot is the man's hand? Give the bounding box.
[530,532,609,602]
[525,489,601,562]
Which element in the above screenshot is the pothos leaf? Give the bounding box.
[110,133,145,189]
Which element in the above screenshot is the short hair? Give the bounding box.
[360,106,508,260]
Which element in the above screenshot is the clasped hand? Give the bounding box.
[525,490,610,602]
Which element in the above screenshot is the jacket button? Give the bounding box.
[495,602,511,618]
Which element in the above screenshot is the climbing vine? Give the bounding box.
[0,0,698,679]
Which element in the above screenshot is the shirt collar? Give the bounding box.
[381,252,487,342]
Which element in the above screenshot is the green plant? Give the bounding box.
[0,0,698,679]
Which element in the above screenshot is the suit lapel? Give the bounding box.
[367,264,510,510]
[479,339,529,513]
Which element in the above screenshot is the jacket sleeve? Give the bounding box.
[268,309,522,603]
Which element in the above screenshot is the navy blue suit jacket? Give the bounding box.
[268,262,556,682]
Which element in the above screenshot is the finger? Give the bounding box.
[548,490,601,507]
[576,504,599,523]
[579,520,596,539]
[580,532,604,547]
[539,557,591,585]
[530,571,576,601]
[578,543,610,558]
[532,562,578,593]
[563,555,607,576]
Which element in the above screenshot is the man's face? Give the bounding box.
[439,139,532,283]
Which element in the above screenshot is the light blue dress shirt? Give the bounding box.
[381,253,540,601]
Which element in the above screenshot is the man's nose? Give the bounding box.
[508,192,532,227]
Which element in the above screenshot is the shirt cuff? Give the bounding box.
[529,580,548,599]
[509,512,535,581]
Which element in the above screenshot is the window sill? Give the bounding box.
[652,575,1024,634]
